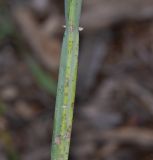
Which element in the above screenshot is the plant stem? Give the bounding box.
[51,0,83,160]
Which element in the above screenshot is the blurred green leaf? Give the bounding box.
[0,131,20,160]
[0,5,15,40]
[7,150,20,160]
[0,101,7,115]
[26,57,57,95]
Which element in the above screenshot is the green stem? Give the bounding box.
[51,0,82,160]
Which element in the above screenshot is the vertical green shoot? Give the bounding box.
[51,0,83,160]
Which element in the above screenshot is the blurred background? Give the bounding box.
[1,0,153,160]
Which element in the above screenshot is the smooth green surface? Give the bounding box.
[51,0,82,159]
